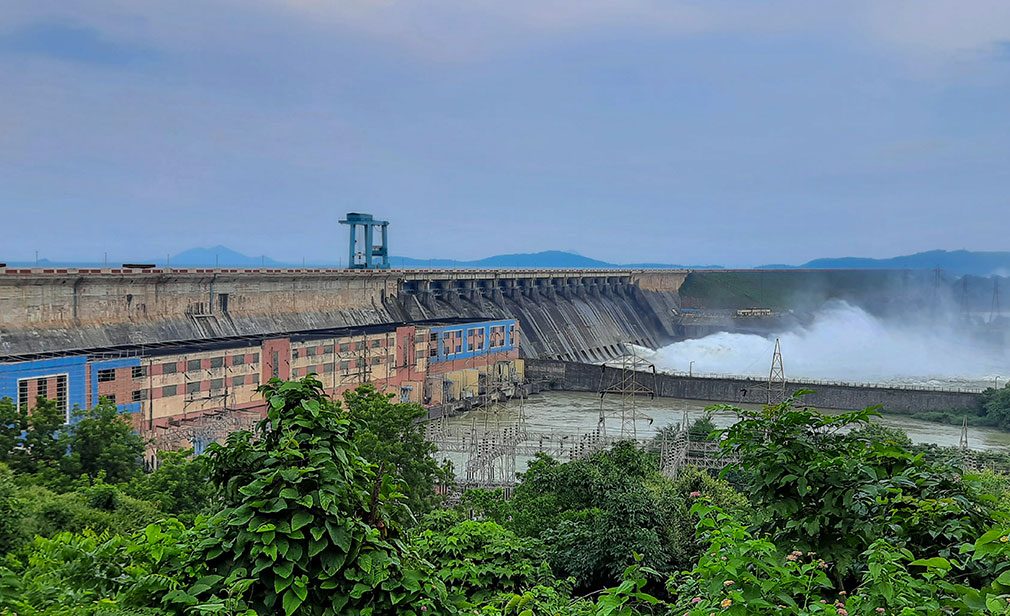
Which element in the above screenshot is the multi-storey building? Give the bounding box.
[0,318,521,455]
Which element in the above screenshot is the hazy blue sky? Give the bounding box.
[2,1,1008,266]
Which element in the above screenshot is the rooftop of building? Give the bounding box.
[0,317,516,364]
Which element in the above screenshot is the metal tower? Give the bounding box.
[598,348,656,440]
[767,338,786,405]
[339,212,390,269]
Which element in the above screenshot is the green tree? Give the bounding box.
[412,519,551,604]
[343,384,451,519]
[0,464,25,554]
[126,449,214,521]
[14,398,71,477]
[720,393,992,586]
[980,384,1010,429]
[185,377,449,615]
[65,398,145,484]
[0,397,26,465]
[687,413,717,442]
[508,442,741,592]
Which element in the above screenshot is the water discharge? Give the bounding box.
[639,301,1008,389]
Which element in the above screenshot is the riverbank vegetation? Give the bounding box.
[897,383,1010,431]
[4,379,1010,613]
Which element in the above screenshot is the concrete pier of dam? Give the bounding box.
[0,267,687,360]
[526,359,982,414]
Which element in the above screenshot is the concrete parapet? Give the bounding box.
[527,359,981,414]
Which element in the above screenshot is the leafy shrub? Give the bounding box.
[412,520,551,604]
[721,393,993,584]
[185,376,450,615]
[125,449,214,521]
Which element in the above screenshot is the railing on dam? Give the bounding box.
[655,370,988,394]
[0,266,689,277]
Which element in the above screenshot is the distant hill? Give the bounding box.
[764,250,1010,277]
[166,246,282,267]
[6,247,1008,276]
[388,250,716,269]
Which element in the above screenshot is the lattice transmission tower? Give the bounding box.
[598,348,656,440]
[767,338,786,405]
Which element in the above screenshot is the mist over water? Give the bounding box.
[641,301,1008,388]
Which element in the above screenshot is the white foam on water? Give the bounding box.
[639,301,1008,388]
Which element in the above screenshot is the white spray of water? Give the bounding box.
[639,301,1008,388]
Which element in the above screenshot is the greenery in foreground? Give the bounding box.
[6,381,1010,613]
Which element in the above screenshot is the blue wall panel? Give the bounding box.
[428,319,516,364]
[0,356,88,417]
[89,357,142,415]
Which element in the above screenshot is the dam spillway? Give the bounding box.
[0,267,687,359]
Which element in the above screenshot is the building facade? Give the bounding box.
[0,318,522,456]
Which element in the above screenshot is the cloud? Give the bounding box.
[6,1,1010,66]
[0,20,157,66]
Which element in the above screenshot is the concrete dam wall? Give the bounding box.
[0,268,687,359]
[527,359,981,414]
[397,271,685,362]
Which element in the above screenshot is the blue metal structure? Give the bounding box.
[0,356,88,422]
[428,319,517,364]
[339,212,389,269]
[0,355,141,422]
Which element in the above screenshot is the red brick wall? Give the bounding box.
[262,338,291,382]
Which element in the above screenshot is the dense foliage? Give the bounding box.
[6,382,1010,614]
[981,384,1010,430]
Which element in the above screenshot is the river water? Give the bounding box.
[442,390,1010,452]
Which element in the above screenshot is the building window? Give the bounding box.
[416,350,425,361]
[209,378,224,391]
[251,353,259,363]
[271,351,279,378]
[162,385,178,397]
[468,327,485,351]
[292,349,300,359]
[105,393,117,405]
[162,362,178,374]
[17,380,28,410]
[232,354,245,366]
[97,368,116,382]
[251,374,260,385]
[429,346,438,357]
[186,381,201,395]
[36,378,49,398]
[323,344,334,354]
[308,347,318,357]
[429,332,438,342]
[55,375,67,411]
[340,360,350,374]
[371,339,381,348]
[355,341,365,351]
[132,390,143,402]
[187,359,201,372]
[323,363,334,373]
[371,357,382,365]
[218,293,229,312]
[232,375,245,387]
[339,343,350,353]
[132,365,147,379]
[490,325,506,348]
[210,357,224,369]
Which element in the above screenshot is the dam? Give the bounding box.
[0,266,687,361]
[0,264,986,451]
